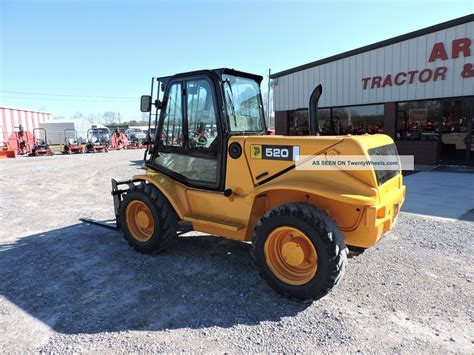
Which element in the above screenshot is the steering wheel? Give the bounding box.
[189,132,207,147]
[197,135,208,146]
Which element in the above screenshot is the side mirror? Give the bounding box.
[140,95,152,112]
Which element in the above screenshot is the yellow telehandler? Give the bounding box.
[110,68,406,300]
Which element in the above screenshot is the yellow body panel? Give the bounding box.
[134,134,406,248]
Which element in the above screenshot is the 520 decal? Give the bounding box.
[250,145,300,161]
[265,147,289,159]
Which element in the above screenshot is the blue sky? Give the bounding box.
[1,0,472,121]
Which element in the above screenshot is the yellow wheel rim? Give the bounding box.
[125,200,155,242]
[264,226,318,286]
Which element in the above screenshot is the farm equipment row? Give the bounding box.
[2,126,150,158]
[4,127,54,157]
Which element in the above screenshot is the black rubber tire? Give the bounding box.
[251,203,347,301]
[118,183,178,254]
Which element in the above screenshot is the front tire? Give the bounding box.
[119,183,178,254]
[252,203,347,300]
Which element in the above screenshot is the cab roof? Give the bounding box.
[155,68,263,87]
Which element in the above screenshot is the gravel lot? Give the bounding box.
[0,150,473,353]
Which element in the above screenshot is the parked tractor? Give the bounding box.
[30,128,53,156]
[111,129,128,150]
[63,129,84,154]
[108,68,405,301]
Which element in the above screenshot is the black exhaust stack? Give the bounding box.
[309,84,323,136]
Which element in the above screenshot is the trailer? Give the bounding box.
[39,119,91,145]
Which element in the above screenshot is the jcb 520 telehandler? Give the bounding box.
[111,68,406,301]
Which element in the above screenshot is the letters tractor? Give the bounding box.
[112,68,406,300]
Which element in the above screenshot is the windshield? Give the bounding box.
[222,74,265,134]
[90,128,110,141]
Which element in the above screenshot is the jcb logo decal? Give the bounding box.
[251,145,262,159]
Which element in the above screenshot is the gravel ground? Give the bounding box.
[0,150,473,353]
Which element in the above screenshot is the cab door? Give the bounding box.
[153,75,224,190]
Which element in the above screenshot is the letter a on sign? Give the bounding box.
[429,43,448,62]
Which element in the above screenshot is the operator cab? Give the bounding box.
[140,68,267,191]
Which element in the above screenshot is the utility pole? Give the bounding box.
[267,68,271,128]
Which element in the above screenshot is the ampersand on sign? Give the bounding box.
[461,63,474,78]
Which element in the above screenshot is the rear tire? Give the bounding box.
[119,183,178,254]
[251,203,347,301]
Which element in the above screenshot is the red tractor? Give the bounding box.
[63,129,84,154]
[30,128,53,156]
[111,129,128,150]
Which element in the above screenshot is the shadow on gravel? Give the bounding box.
[459,209,474,222]
[0,223,308,334]
[129,159,145,167]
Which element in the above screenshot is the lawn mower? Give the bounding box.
[30,128,53,156]
[86,68,406,301]
[85,128,109,153]
[63,129,84,154]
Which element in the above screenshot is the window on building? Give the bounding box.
[288,110,309,136]
[397,99,473,160]
[329,107,349,135]
[318,109,331,134]
[349,105,385,134]
[329,105,384,135]
[397,100,441,141]
[287,104,384,136]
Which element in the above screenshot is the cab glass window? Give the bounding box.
[223,75,265,133]
[186,79,218,149]
[161,82,183,147]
